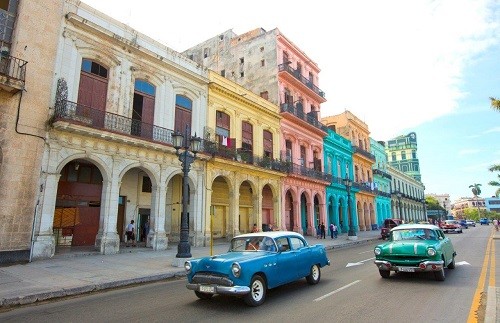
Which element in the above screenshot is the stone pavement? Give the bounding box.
[0,229,496,323]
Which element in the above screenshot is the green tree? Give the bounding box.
[491,97,500,112]
[489,165,500,197]
[469,183,482,218]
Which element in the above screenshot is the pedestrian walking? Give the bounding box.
[333,223,338,238]
[329,223,334,239]
[320,222,326,239]
[316,224,321,239]
[493,218,499,232]
[125,220,136,247]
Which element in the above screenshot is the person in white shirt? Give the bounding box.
[125,220,136,247]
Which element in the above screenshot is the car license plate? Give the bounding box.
[199,285,215,293]
[398,267,415,272]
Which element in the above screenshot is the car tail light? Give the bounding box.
[431,264,437,270]
[419,264,426,269]
[385,263,391,268]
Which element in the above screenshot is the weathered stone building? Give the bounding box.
[33,0,209,260]
[0,0,61,264]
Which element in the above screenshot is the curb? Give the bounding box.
[0,271,186,308]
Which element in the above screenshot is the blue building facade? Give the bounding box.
[370,138,393,225]
[324,129,358,233]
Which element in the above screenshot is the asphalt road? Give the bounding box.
[0,225,493,323]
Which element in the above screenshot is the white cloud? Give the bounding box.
[484,127,500,134]
[458,149,481,156]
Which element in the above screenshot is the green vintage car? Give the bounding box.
[374,224,457,281]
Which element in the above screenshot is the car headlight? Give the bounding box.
[427,248,436,256]
[374,247,381,256]
[231,262,241,278]
[184,261,192,273]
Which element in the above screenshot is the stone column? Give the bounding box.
[95,176,120,254]
[148,182,168,250]
[32,173,60,259]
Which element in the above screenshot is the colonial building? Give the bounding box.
[322,111,376,231]
[388,166,426,223]
[370,139,392,225]
[33,0,209,260]
[204,71,285,238]
[323,128,357,233]
[0,1,60,264]
[451,196,486,218]
[385,132,422,182]
[183,28,331,236]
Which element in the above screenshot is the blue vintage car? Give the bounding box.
[185,231,330,306]
[374,224,457,281]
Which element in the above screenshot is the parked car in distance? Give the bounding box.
[381,218,403,240]
[184,231,330,306]
[374,224,457,281]
[480,218,490,225]
[466,220,476,227]
[440,220,463,233]
[458,219,468,229]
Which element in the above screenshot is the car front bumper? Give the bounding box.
[186,283,250,296]
[374,259,444,272]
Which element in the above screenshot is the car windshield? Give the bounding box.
[229,236,278,252]
[391,228,438,241]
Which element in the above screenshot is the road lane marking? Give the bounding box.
[489,238,495,287]
[314,280,361,302]
[467,233,493,322]
[359,250,373,254]
[346,257,375,267]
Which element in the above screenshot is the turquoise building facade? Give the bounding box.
[370,138,393,225]
[324,129,358,233]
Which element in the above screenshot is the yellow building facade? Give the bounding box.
[204,72,285,239]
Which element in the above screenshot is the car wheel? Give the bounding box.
[244,275,267,307]
[447,256,456,269]
[306,264,321,285]
[195,291,213,300]
[434,266,446,281]
[379,269,390,278]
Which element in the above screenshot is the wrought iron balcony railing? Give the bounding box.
[278,63,325,99]
[0,54,27,91]
[352,145,376,161]
[54,100,175,145]
[280,103,328,132]
[373,168,392,179]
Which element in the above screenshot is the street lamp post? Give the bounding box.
[442,201,447,221]
[172,126,201,260]
[422,198,427,222]
[342,177,357,240]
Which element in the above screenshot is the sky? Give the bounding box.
[82,0,500,202]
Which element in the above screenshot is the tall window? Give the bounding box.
[216,110,230,147]
[401,151,407,160]
[391,152,396,161]
[132,79,155,138]
[263,130,273,158]
[175,95,192,133]
[78,59,108,111]
[300,146,306,166]
[242,121,253,152]
[412,150,416,159]
[285,140,292,162]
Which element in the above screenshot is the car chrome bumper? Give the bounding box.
[374,260,444,272]
[186,283,250,296]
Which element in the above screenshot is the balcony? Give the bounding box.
[352,145,376,162]
[280,103,328,133]
[373,168,392,180]
[0,54,27,92]
[285,162,332,182]
[54,100,175,145]
[278,63,326,100]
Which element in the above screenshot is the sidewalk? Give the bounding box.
[0,230,379,308]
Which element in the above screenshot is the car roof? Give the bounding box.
[234,231,304,239]
[391,224,441,231]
